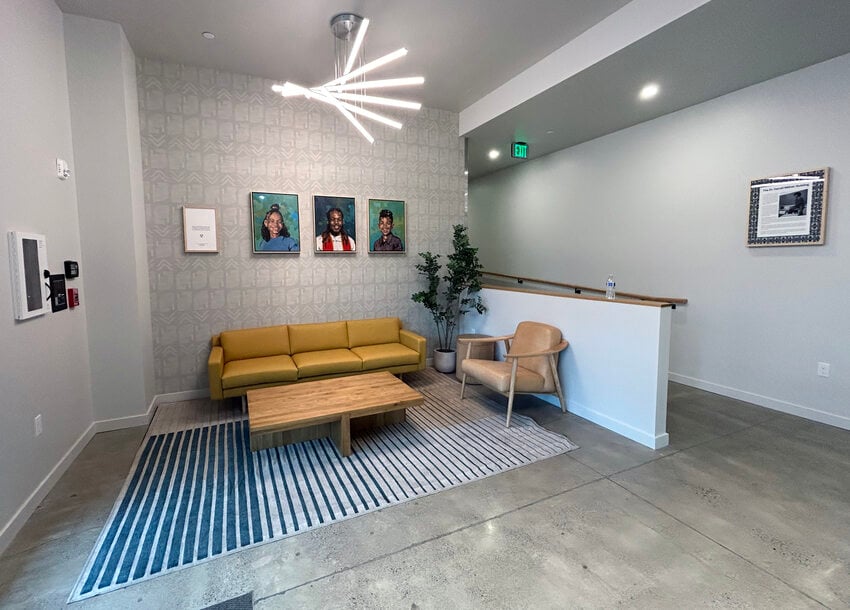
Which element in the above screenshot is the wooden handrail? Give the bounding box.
[482,271,688,306]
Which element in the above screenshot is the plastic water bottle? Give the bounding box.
[605,274,616,300]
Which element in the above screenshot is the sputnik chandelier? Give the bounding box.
[272,13,424,144]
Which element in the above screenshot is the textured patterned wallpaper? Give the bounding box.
[137,59,467,394]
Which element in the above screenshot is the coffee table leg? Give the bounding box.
[331,414,352,457]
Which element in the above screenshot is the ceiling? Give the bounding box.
[56,0,850,179]
[54,0,630,112]
[464,0,850,177]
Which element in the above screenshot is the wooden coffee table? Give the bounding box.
[246,371,424,455]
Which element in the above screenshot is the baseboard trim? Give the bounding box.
[153,388,209,405]
[94,395,157,433]
[668,372,850,431]
[535,394,668,450]
[0,423,96,557]
[92,389,213,432]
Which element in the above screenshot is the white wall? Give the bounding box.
[64,15,155,425]
[469,53,850,429]
[0,0,96,552]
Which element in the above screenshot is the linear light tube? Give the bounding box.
[315,87,375,143]
[330,92,422,109]
[325,77,425,92]
[323,48,408,87]
[337,100,402,129]
[274,83,400,131]
[273,81,314,98]
[343,18,369,75]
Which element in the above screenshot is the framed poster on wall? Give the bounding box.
[747,168,829,247]
[368,199,406,253]
[314,195,356,252]
[251,192,300,253]
[182,207,219,253]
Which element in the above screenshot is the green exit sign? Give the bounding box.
[511,142,528,159]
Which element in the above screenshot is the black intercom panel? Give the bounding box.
[50,274,67,312]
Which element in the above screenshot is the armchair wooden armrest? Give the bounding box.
[463,334,514,358]
[461,333,514,344]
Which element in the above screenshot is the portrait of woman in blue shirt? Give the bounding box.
[259,204,298,251]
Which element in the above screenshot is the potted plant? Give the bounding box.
[411,224,487,372]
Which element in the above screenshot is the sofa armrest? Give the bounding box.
[208,345,225,400]
[399,329,427,369]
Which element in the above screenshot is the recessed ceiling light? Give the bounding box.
[546,130,555,134]
[202,31,216,40]
[639,83,659,100]
[488,149,500,160]
[463,169,468,176]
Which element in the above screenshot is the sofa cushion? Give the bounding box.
[288,321,348,354]
[351,344,420,370]
[292,349,362,378]
[221,354,298,389]
[220,325,289,362]
[347,317,400,348]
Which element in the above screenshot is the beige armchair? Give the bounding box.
[459,321,569,426]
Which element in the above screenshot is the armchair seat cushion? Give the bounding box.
[461,360,548,393]
[352,344,421,370]
[221,355,298,389]
[293,349,363,378]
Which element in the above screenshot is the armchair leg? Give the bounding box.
[506,390,516,427]
[549,354,566,413]
[505,359,519,427]
[460,373,467,399]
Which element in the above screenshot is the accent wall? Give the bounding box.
[136,60,467,394]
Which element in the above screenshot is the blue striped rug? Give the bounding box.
[70,373,576,601]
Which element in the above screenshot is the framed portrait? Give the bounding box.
[368,199,406,253]
[251,192,300,253]
[314,195,356,252]
[182,206,219,253]
[747,168,829,247]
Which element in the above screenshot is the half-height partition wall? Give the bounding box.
[463,285,674,449]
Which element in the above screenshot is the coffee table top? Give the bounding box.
[247,371,424,433]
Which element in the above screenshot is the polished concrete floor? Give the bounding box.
[1,378,848,608]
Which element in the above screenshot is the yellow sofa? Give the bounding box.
[208,317,426,399]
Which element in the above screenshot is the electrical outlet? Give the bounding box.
[34,414,43,437]
[817,362,830,378]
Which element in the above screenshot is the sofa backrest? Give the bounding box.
[288,320,349,353]
[347,317,400,348]
[220,325,290,362]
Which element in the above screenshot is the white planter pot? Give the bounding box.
[433,349,457,373]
